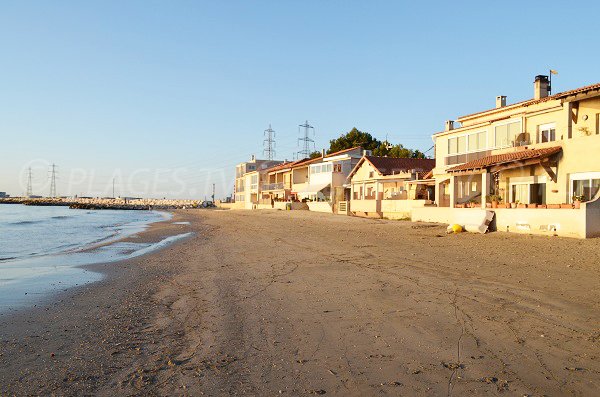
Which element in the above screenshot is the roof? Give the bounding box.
[290,147,364,169]
[265,159,304,173]
[446,146,562,173]
[365,156,435,176]
[348,156,435,180]
[324,146,363,158]
[457,82,600,122]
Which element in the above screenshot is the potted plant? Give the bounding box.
[561,203,573,209]
[547,203,560,209]
[510,201,517,209]
[572,194,585,209]
[527,203,538,208]
[537,204,547,209]
[486,194,502,208]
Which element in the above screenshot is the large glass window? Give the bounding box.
[468,131,486,151]
[495,121,521,148]
[572,178,600,201]
[448,137,458,155]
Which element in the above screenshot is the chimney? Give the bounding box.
[534,75,550,100]
[445,120,454,131]
[363,149,372,156]
[321,149,326,157]
[496,95,507,108]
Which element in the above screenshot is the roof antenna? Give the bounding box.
[549,69,558,95]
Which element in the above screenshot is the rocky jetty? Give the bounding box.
[0,197,204,210]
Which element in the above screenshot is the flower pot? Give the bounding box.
[486,202,492,208]
[456,204,464,208]
[547,204,560,209]
[504,203,511,208]
[527,204,537,209]
[517,204,527,209]
[537,204,547,209]
[510,203,517,209]
[561,204,573,209]
[573,200,581,209]
[491,201,498,208]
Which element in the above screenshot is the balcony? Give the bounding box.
[262,182,284,191]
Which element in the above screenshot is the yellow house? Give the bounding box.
[234,155,282,209]
[347,156,435,218]
[417,76,600,238]
[260,159,305,204]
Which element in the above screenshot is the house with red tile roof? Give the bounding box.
[415,75,600,238]
[346,156,435,218]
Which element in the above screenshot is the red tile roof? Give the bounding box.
[365,156,435,176]
[446,146,562,173]
[457,82,600,121]
[265,159,305,173]
[421,170,433,180]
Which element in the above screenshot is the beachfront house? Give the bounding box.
[234,155,282,209]
[346,156,435,219]
[295,147,364,213]
[413,76,600,238]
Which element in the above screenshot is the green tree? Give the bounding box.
[373,143,427,158]
[327,127,380,154]
[309,151,322,159]
[326,127,428,159]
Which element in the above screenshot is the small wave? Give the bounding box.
[51,215,73,220]
[0,257,17,262]
[9,220,41,225]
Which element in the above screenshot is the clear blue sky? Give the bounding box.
[1,1,599,199]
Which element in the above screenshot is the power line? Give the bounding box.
[297,120,315,159]
[263,124,276,160]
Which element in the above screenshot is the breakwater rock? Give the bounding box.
[0,197,204,210]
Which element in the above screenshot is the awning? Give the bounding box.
[446,146,562,174]
[295,182,331,195]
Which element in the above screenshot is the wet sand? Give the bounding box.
[1,209,599,396]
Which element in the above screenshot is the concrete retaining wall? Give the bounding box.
[412,206,588,238]
[381,200,429,220]
[307,202,333,213]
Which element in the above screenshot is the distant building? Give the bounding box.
[234,155,283,208]
[0,192,8,198]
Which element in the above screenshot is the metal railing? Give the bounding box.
[261,182,284,191]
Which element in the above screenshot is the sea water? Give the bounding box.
[0,204,188,313]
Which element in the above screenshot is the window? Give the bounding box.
[509,176,547,204]
[468,131,486,152]
[538,123,556,143]
[250,175,258,190]
[494,121,521,148]
[333,164,342,172]
[448,137,458,155]
[571,172,600,202]
[448,131,486,155]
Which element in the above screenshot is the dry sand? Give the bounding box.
[0,209,599,396]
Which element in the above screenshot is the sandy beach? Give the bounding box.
[1,209,599,396]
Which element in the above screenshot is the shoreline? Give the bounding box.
[1,209,599,395]
[0,207,182,314]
